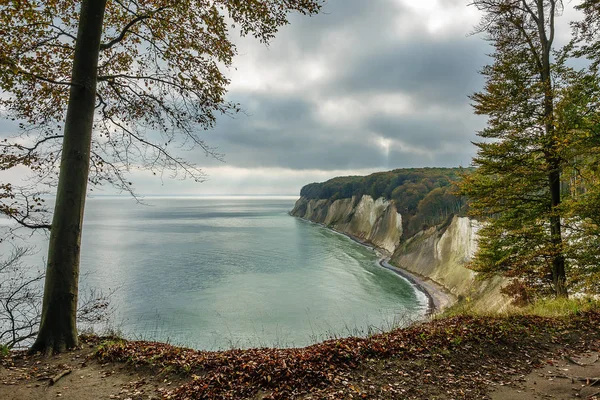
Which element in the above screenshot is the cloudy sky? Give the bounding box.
[147,0,488,195]
[1,0,583,196]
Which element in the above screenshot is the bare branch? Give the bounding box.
[100,6,168,51]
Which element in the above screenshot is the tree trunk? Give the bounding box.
[549,165,568,297]
[30,0,107,355]
[544,91,567,299]
[535,0,567,299]
[543,71,567,299]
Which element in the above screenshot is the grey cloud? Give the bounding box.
[0,118,20,136]
[365,111,484,151]
[329,38,490,106]
[191,90,481,171]
[2,0,576,195]
[3,0,490,191]
[192,0,490,174]
[272,0,405,53]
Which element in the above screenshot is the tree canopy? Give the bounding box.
[0,0,321,199]
[300,168,469,238]
[461,0,600,301]
[0,0,322,353]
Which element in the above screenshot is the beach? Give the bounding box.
[379,259,456,315]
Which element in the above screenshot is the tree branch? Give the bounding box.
[99,6,167,51]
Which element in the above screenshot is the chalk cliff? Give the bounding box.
[291,195,402,254]
[392,216,508,311]
[291,195,510,311]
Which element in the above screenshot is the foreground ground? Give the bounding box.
[1,311,599,399]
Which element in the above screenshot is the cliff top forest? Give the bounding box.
[299,167,470,238]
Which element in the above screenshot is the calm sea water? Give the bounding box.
[29,196,427,350]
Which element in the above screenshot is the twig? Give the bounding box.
[564,354,599,367]
[549,374,600,386]
[49,369,71,386]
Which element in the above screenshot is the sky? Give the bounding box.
[0,0,584,196]
[138,0,490,195]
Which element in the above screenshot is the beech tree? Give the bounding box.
[0,0,322,354]
[463,0,600,301]
[461,0,570,300]
[562,0,600,293]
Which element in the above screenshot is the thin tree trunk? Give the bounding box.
[534,0,567,299]
[543,66,567,298]
[549,165,567,297]
[30,0,107,354]
[544,84,567,298]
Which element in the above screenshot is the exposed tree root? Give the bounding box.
[49,369,72,386]
[550,374,600,386]
[564,354,599,367]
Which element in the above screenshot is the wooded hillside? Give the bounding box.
[299,168,470,238]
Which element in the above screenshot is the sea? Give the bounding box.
[23,196,428,350]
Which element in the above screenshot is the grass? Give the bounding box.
[519,296,600,317]
[0,344,10,359]
[441,295,600,319]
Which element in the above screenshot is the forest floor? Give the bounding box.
[1,311,599,400]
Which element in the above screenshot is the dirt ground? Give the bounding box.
[490,351,600,400]
[0,343,173,400]
[1,314,599,399]
[3,349,599,399]
[3,345,599,400]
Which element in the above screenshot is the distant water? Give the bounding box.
[27,196,427,350]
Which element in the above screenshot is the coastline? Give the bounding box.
[292,215,456,316]
[379,259,456,315]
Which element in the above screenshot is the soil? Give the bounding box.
[1,313,599,399]
[490,351,600,400]
[0,341,176,400]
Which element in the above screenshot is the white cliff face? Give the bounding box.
[436,217,478,264]
[291,195,402,254]
[291,197,509,311]
[323,198,352,226]
[395,216,509,311]
[353,196,387,227]
[469,220,481,260]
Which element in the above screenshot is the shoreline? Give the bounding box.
[292,215,456,316]
[378,259,435,315]
[378,259,456,315]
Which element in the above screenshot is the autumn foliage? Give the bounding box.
[95,311,600,399]
[0,0,323,354]
[461,0,600,300]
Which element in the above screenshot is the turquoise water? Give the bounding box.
[32,196,427,350]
